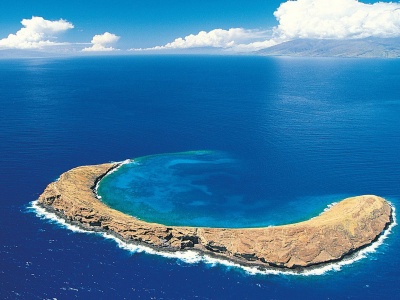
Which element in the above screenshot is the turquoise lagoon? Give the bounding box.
[97,150,349,228]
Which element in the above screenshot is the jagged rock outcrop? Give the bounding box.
[38,162,393,269]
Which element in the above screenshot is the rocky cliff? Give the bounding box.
[38,162,393,269]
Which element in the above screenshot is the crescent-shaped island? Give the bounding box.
[38,162,393,270]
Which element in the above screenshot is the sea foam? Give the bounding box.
[28,198,397,277]
[94,159,132,193]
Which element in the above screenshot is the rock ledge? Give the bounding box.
[38,162,393,269]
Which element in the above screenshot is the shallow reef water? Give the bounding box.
[98,150,358,228]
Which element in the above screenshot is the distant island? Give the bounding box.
[38,162,393,270]
[258,37,400,58]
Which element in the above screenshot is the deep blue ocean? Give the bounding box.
[1,55,399,299]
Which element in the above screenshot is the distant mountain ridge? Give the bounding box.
[258,38,400,58]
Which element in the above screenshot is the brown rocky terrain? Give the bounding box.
[38,162,393,270]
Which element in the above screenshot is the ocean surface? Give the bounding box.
[1,55,399,299]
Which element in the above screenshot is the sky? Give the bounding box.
[0,0,399,55]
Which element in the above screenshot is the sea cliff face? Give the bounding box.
[38,162,393,269]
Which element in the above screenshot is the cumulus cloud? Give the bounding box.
[82,32,120,52]
[133,28,269,51]
[274,0,400,40]
[136,0,400,52]
[0,16,74,49]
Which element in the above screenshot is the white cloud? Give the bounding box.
[82,32,120,52]
[135,0,400,53]
[0,16,74,49]
[133,28,268,51]
[274,0,400,40]
[233,39,280,52]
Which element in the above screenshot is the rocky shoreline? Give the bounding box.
[38,162,393,270]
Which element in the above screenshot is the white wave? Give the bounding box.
[323,202,338,213]
[30,200,87,233]
[29,199,397,277]
[309,201,339,221]
[94,159,132,194]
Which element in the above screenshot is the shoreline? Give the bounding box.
[37,162,394,271]
[31,199,397,276]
